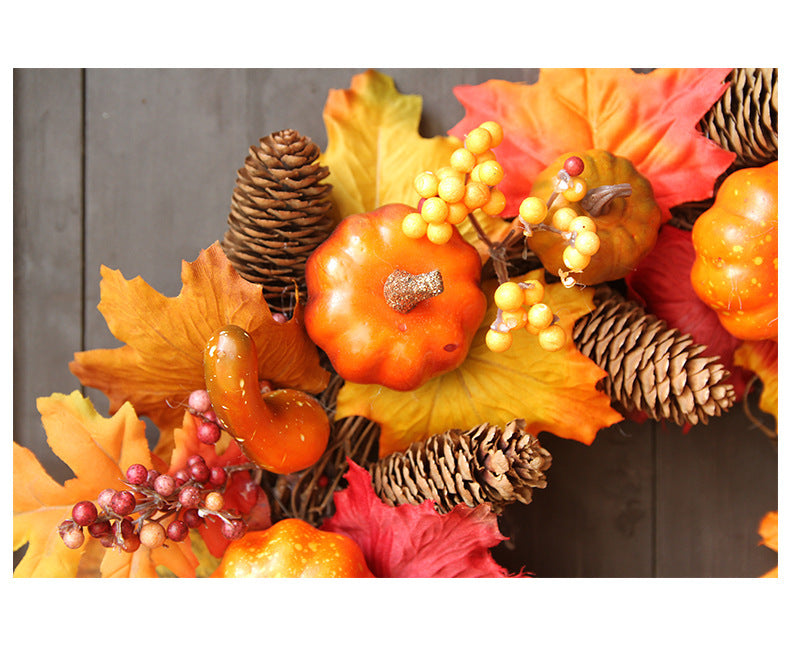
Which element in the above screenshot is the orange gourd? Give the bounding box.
[690,161,778,341]
[304,203,487,391]
[528,149,662,285]
[203,325,330,474]
[212,518,374,578]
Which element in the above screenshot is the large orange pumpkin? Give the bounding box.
[690,161,778,341]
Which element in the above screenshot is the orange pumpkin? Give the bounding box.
[528,149,662,285]
[212,518,374,578]
[304,203,487,391]
[690,161,778,341]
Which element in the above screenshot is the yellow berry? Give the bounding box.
[420,196,449,224]
[538,324,567,351]
[463,181,491,210]
[481,188,507,216]
[521,280,545,305]
[562,246,592,271]
[479,121,504,148]
[519,197,548,225]
[437,175,466,203]
[573,229,601,256]
[446,201,469,225]
[475,150,497,164]
[436,165,464,182]
[501,308,528,330]
[525,322,542,335]
[562,176,587,202]
[551,207,578,231]
[402,212,428,239]
[527,303,554,330]
[449,147,476,173]
[486,328,513,353]
[414,171,438,198]
[477,160,504,186]
[464,127,492,154]
[426,222,454,245]
[494,281,526,311]
[569,215,597,233]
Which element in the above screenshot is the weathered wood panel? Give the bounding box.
[13,69,84,483]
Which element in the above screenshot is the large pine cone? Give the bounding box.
[222,129,334,313]
[370,420,552,514]
[573,292,736,426]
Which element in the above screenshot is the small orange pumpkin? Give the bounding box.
[528,149,662,285]
[690,161,778,341]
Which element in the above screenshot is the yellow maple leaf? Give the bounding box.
[336,270,623,456]
[70,242,329,457]
[733,339,778,421]
[320,69,511,259]
[13,391,199,578]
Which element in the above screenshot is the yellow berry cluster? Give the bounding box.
[485,278,567,353]
[402,121,508,244]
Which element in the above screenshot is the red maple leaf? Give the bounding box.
[625,225,751,399]
[321,461,515,578]
[449,68,735,219]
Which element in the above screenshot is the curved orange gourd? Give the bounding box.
[690,161,778,341]
[203,325,329,474]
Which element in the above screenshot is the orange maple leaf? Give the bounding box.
[336,270,623,456]
[450,68,736,219]
[70,242,330,457]
[13,391,198,578]
[734,339,778,422]
[758,510,778,578]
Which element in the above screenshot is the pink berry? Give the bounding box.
[196,420,220,445]
[189,461,210,484]
[203,409,218,424]
[72,500,98,526]
[110,490,136,516]
[188,389,212,413]
[208,466,227,487]
[182,508,204,529]
[174,469,190,486]
[145,469,160,488]
[120,534,140,553]
[118,517,135,539]
[272,313,288,324]
[221,519,247,541]
[153,473,177,497]
[59,522,85,549]
[187,454,205,468]
[563,156,584,177]
[125,463,148,485]
[97,488,116,511]
[166,519,188,542]
[178,486,201,510]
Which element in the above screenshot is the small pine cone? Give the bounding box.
[700,68,778,169]
[573,291,736,426]
[222,129,334,313]
[369,420,552,514]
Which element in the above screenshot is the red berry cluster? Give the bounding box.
[57,389,258,553]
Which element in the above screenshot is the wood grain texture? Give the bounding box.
[13,68,778,577]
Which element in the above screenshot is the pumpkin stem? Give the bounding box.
[580,183,632,216]
[383,269,444,313]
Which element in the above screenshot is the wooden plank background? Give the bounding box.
[13,68,779,577]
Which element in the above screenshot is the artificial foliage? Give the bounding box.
[13,67,779,579]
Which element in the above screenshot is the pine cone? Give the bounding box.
[573,291,736,425]
[700,68,778,168]
[222,129,334,313]
[369,420,552,514]
[260,374,380,527]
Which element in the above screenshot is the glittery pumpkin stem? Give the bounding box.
[383,269,444,313]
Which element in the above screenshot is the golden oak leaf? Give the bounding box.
[450,68,736,219]
[733,339,778,420]
[319,69,510,258]
[13,391,198,578]
[336,270,623,456]
[70,242,329,456]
